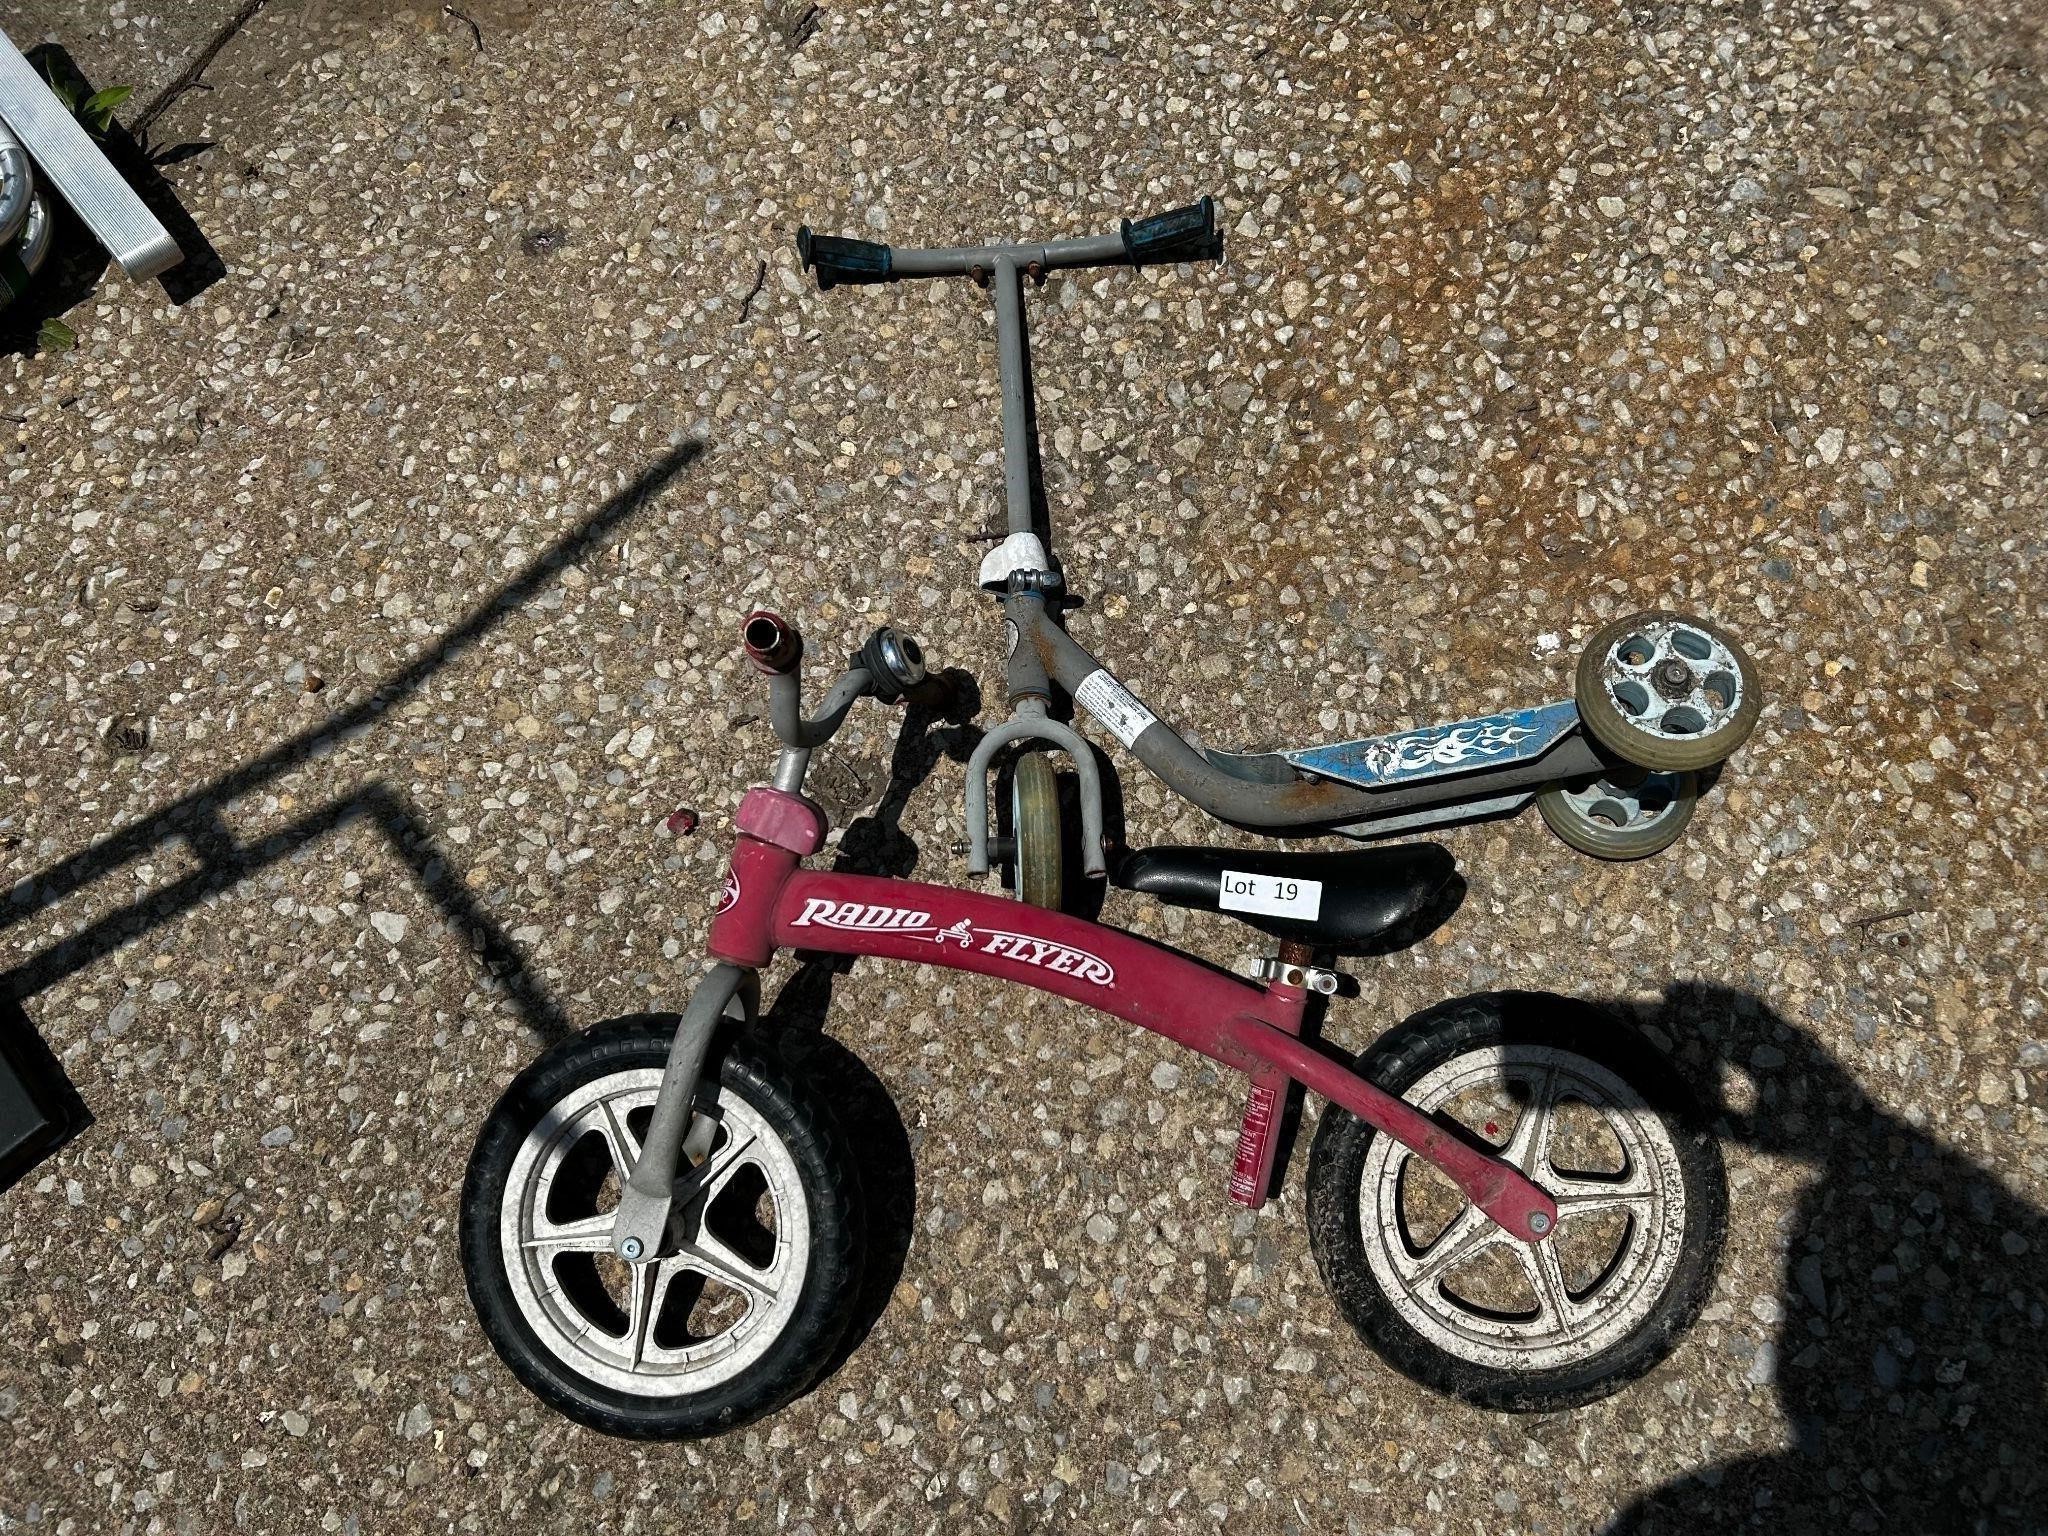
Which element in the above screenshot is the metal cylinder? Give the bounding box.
[0,120,31,251]
[992,259,1036,538]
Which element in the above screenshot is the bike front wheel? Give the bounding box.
[1306,994,1725,1411]
[461,1020,863,1438]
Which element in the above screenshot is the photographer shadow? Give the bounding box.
[1607,981,2047,1535]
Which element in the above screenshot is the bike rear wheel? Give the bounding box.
[1306,994,1725,1411]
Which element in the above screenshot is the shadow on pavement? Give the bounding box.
[0,442,704,1190]
[756,668,985,1378]
[1606,981,2046,1535]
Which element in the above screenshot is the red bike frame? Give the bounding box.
[708,787,1556,1243]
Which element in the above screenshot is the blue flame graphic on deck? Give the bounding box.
[1284,701,1581,790]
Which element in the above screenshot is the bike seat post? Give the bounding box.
[1229,938,1321,1209]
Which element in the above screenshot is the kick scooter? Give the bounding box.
[791,197,1762,905]
[460,612,1727,1439]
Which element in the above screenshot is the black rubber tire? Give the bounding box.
[1306,993,1726,1412]
[1575,610,1762,773]
[1010,751,1065,911]
[1534,769,1696,861]
[460,1019,863,1438]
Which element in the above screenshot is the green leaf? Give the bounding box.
[84,85,133,132]
[37,318,76,353]
[38,57,75,110]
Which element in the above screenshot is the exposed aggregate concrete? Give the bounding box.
[1,0,2044,1532]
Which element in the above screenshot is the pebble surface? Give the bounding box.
[2,0,2044,1532]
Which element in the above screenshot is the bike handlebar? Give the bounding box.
[742,610,804,676]
[743,611,949,752]
[796,196,1222,291]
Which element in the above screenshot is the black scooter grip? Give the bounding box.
[796,227,893,290]
[1121,196,1223,266]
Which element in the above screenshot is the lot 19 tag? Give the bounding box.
[1217,870,1322,920]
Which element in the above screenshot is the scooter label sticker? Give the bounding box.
[1075,670,1158,749]
[1218,870,1323,921]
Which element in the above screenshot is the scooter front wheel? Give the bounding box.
[460,1020,863,1438]
[1306,994,1725,1411]
[1575,610,1761,773]
[1008,751,1065,910]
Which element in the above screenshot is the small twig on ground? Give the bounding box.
[737,259,768,322]
[1846,906,1917,929]
[444,4,485,52]
[133,0,272,135]
[765,0,822,52]
[204,1212,244,1262]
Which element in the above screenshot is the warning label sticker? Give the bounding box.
[1074,670,1159,749]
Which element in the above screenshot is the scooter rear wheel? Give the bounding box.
[1535,767,1696,860]
[1575,611,1760,773]
[1307,994,1725,1411]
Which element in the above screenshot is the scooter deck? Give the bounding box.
[1201,700,1582,793]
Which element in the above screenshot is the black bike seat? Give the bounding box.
[1113,842,1455,947]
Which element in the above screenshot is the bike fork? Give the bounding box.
[608,963,759,1261]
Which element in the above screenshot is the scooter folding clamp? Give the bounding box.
[978,530,1053,592]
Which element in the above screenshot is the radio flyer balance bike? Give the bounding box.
[460,200,1752,1437]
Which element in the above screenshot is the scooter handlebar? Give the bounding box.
[794,228,892,291]
[795,197,1222,290]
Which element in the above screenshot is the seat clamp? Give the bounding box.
[1251,956,1340,995]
